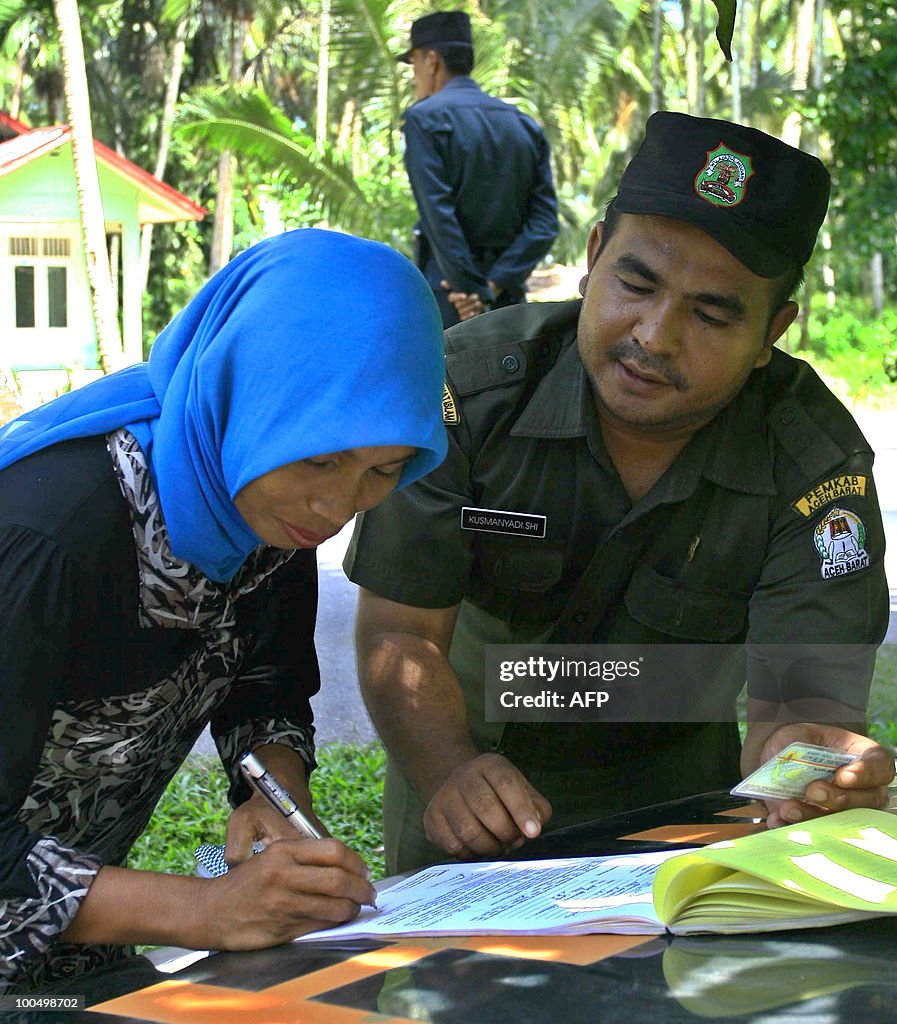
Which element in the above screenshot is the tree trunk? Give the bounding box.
[650,0,663,114]
[731,0,744,121]
[44,70,66,125]
[208,152,235,275]
[337,97,358,171]
[812,0,834,307]
[139,17,188,293]
[782,0,815,147]
[53,0,122,373]
[10,44,27,121]
[750,0,762,90]
[209,9,249,276]
[684,0,699,113]
[813,0,825,92]
[316,0,331,149]
[109,232,120,313]
[820,226,836,308]
[696,0,706,116]
[870,252,884,315]
[313,0,331,230]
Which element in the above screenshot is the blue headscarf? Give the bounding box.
[0,229,447,581]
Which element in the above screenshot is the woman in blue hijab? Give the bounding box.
[0,229,447,993]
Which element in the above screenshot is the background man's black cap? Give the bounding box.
[614,111,831,277]
[397,11,473,63]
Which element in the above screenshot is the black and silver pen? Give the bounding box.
[240,751,378,908]
[239,751,324,840]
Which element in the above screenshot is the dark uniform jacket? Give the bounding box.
[347,301,888,858]
[403,77,558,315]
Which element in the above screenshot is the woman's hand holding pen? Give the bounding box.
[60,839,375,952]
[61,749,374,954]
[200,837,376,950]
[204,742,376,949]
[225,789,327,864]
[225,742,323,864]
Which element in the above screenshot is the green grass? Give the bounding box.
[128,759,233,877]
[868,643,897,749]
[128,741,387,882]
[309,741,387,879]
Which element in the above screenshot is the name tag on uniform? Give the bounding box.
[460,506,547,538]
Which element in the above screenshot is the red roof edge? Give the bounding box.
[0,116,205,220]
[0,111,31,137]
[93,139,206,220]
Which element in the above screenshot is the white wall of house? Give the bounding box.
[0,147,149,405]
[0,219,93,368]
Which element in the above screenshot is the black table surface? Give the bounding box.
[6,790,897,1024]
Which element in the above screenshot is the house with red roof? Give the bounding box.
[0,111,204,405]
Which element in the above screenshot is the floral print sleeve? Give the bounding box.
[0,839,103,993]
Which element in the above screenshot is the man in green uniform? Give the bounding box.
[346,112,893,874]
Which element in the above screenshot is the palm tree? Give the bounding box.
[174,0,417,243]
[176,86,388,237]
[0,0,65,122]
[138,14,189,292]
[52,0,121,371]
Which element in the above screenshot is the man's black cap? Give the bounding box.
[397,11,473,63]
[614,111,831,277]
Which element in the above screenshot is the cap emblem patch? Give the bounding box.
[694,144,754,207]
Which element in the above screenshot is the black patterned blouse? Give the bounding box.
[0,430,320,992]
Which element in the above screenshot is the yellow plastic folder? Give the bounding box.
[655,808,897,933]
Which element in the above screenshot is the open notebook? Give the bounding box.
[297,808,897,941]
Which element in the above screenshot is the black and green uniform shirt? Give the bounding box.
[346,300,888,865]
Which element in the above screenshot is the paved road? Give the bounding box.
[192,406,897,756]
[308,529,376,745]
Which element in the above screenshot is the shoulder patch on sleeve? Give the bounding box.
[793,475,867,517]
[813,507,870,578]
[442,382,460,425]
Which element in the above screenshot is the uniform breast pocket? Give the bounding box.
[624,564,749,641]
[476,538,566,593]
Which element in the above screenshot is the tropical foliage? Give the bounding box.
[0,0,893,383]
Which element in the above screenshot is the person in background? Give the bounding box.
[398,10,559,327]
[347,112,893,874]
[0,229,447,992]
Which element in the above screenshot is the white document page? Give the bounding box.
[296,849,692,942]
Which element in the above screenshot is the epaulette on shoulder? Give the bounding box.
[444,300,579,400]
[765,349,871,481]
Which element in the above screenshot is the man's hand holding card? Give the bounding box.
[736,723,895,828]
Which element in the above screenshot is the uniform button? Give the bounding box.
[501,355,520,373]
[573,610,587,623]
[780,407,796,425]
